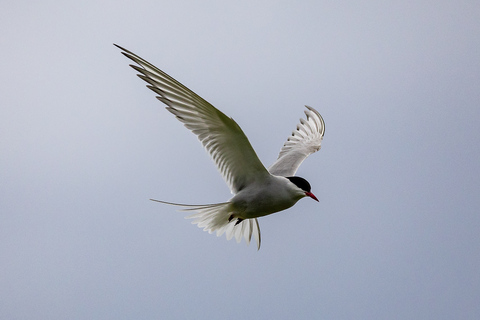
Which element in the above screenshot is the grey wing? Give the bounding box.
[268,106,325,177]
[116,44,269,194]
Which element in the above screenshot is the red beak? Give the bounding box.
[305,192,319,202]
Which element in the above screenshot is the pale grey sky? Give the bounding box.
[1,1,479,319]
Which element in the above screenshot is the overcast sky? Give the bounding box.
[1,1,479,319]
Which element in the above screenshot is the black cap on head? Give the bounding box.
[286,176,312,192]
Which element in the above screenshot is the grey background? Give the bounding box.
[1,1,479,319]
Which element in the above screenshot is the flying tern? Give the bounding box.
[115,44,325,249]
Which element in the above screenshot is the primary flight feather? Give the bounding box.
[115,44,325,249]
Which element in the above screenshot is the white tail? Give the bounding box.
[150,199,261,250]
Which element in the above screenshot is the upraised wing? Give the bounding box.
[115,44,269,194]
[268,106,325,177]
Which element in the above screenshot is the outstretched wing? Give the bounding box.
[116,44,269,194]
[268,106,325,177]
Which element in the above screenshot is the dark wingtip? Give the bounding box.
[114,43,132,55]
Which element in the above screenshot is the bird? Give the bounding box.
[115,44,325,250]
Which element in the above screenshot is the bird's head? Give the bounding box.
[286,176,318,202]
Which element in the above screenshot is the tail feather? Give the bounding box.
[150,199,261,250]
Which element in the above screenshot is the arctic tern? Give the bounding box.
[115,44,325,249]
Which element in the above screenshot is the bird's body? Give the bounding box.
[116,44,325,249]
[230,175,306,219]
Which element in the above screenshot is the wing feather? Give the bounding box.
[116,44,269,193]
[268,106,325,177]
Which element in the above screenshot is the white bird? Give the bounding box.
[115,44,325,250]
